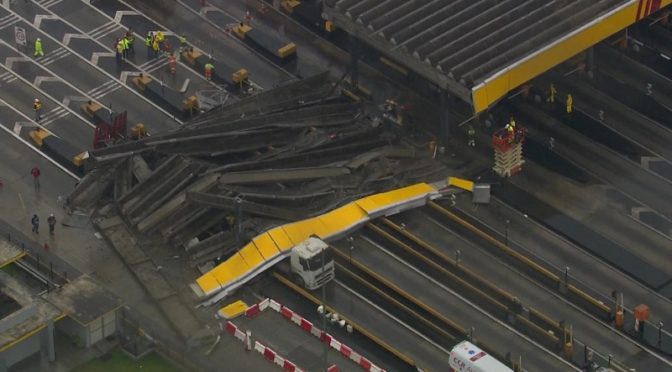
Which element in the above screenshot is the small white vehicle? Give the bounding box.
[280,237,335,290]
[449,341,513,372]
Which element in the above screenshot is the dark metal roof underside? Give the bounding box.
[328,0,626,91]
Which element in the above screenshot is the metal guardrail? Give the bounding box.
[0,218,80,287]
[431,201,672,361]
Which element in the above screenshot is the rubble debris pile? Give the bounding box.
[69,73,448,269]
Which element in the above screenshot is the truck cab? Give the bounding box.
[289,237,335,290]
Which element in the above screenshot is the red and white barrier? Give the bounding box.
[263,299,386,372]
[224,298,384,371]
[254,340,304,372]
[245,298,270,318]
[224,320,247,343]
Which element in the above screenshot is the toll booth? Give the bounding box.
[492,127,526,177]
[133,74,198,117]
[30,129,86,174]
[233,23,297,61]
[181,48,248,89]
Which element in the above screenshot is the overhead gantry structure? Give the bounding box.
[325,0,672,141]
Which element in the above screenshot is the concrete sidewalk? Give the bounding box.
[0,135,275,371]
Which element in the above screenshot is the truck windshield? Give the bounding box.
[306,249,331,270]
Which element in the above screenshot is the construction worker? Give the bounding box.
[34,37,44,57]
[126,28,135,55]
[33,98,43,121]
[466,125,476,147]
[47,213,56,235]
[145,32,153,59]
[204,60,214,81]
[31,166,41,190]
[121,36,129,59]
[547,83,557,104]
[168,53,176,75]
[162,38,172,55]
[156,31,165,49]
[505,116,516,143]
[566,94,573,114]
[115,38,124,63]
[152,36,160,59]
[31,214,39,234]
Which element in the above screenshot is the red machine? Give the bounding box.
[92,111,127,149]
[492,126,526,177]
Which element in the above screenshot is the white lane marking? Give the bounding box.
[62,33,88,46]
[7,0,183,124]
[90,51,115,65]
[113,10,139,23]
[33,14,59,28]
[33,76,61,87]
[5,56,31,69]
[0,122,80,181]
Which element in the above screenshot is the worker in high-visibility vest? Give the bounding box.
[145,32,153,59]
[121,36,129,59]
[152,37,160,59]
[156,31,165,49]
[566,94,573,114]
[168,53,176,75]
[115,39,124,63]
[505,117,516,143]
[34,38,44,57]
[125,28,135,55]
[547,83,557,104]
[204,61,214,81]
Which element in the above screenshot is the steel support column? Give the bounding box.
[587,46,595,78]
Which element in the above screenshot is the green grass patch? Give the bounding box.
[73,348,179,372]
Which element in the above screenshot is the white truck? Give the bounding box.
[280,237,335,290]
[449,341,513,372]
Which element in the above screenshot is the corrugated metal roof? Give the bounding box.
[327,0,628,108]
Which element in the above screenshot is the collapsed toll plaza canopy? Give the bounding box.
[324,0,672,115]
[68,73,450,275]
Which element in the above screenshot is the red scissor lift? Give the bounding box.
[93,111,127,149]
[492,127,526,177]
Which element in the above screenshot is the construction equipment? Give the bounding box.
[181,48,248,89]
[449,341,514,372]
[30,129,87,173]
[492,126,526,178]
[232,23,297,60]
[132,73,198,116]
[277,237,334,290]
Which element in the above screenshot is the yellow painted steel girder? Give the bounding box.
[195,183,439,295]
[472,0,672,114]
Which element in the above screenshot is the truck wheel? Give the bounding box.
[293,274,305,288]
